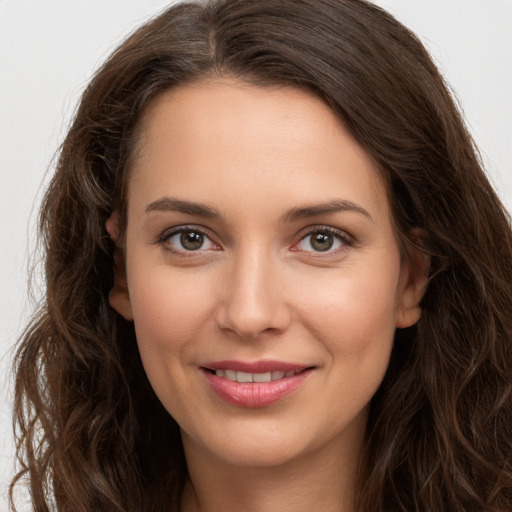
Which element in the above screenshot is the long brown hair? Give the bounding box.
[11,1,512,510]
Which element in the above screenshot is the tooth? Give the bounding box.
[216,369,298,382]
[225,369,237,381]
[253,372,272,383]
[236,371,253,383]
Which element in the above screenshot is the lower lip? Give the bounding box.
[202,369,312,408]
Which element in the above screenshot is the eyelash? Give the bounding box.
[157,224,354,256]
[157,225,219,257]
[293,225,354,254]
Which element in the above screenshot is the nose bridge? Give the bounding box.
[217,241,288,338]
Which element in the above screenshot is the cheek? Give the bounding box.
[300,266,399,415]
[128,267,216,355]
[126,267,219,415]
[296,264,400,358]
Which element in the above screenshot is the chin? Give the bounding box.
[214,441,309,469]
[182,421,317,469]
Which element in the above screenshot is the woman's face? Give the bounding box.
[112,80,425,468]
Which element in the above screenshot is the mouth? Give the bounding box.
[203,368,308,383]
[200,360,315,408]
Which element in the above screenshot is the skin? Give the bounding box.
[110,79,428,512]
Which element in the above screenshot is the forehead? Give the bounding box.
[128,79,390,222]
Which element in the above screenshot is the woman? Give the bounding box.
[11,0,512,511]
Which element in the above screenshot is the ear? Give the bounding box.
[395,233,430,329]
[106,211,133,321]
[109,248,134,321]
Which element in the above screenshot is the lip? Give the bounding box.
[201,360,314,408]
[202,359,309,373]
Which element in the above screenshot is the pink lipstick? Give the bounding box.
[201,360,313,408]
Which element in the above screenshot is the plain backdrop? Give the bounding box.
[1,1,511,509]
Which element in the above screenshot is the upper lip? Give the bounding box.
[201,360,311,373]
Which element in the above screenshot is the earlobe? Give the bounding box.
[395,238,430,329]
[109,248,134,321]
[110,293,133,321]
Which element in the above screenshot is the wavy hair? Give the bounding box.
[11,0,512,510]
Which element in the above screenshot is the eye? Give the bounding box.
[161,227,218,253]
[294,227,352,253]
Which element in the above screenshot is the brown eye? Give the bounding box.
[295,228,351,253]
[180,231,204,250]
[163,228,217,253]
[310,232,334,251]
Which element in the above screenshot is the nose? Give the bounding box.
[215,246,291,339]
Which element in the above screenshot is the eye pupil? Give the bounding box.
[180,231,203,250]
[311,232,334,251]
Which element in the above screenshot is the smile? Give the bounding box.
[201,361,314,408]
[213,369,299,382]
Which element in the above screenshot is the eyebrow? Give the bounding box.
[282,199,372,222]
[144,196,372,222]
[145,197,221,218]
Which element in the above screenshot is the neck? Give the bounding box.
[180,428,364,512]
